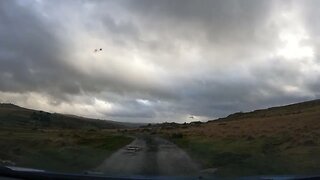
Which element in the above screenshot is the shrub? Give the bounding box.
[171,132,183,139]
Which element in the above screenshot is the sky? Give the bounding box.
[1,0,320,123]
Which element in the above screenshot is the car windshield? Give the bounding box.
[1,0,320,179]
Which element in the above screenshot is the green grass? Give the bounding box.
[0,128,133,173]
[171,135,320,177]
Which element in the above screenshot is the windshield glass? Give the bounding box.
[1,0,320,179]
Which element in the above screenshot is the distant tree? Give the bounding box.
[30,111,52,126]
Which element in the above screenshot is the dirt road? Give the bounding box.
[95,136,199,176]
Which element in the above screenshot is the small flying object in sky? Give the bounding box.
[189,116,195,119]
[94,48,103,53]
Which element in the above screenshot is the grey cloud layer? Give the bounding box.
[0,0,320,122]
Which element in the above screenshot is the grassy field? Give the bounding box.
[0,127,133,173]
[1,100,320,177]
[162,100,320,177]
[170,135,320,177]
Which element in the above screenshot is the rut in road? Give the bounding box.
[95,136,199,176]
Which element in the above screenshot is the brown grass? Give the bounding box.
[163,100,320,143]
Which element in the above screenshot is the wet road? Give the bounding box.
[95,136,199,176]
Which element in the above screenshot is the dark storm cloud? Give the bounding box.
[124,0,276,50]
[0,1,81,97]
[1,0,320,122]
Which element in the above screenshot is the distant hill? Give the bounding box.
[0,103,138,129]
[144,99,320,131]
[158,98,320,138]
[210,99,320,122]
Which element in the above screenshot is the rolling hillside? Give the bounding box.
[213,99,320,122]
[0,103,136,172]
[160,99,320,176]
[0,103,131,129]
